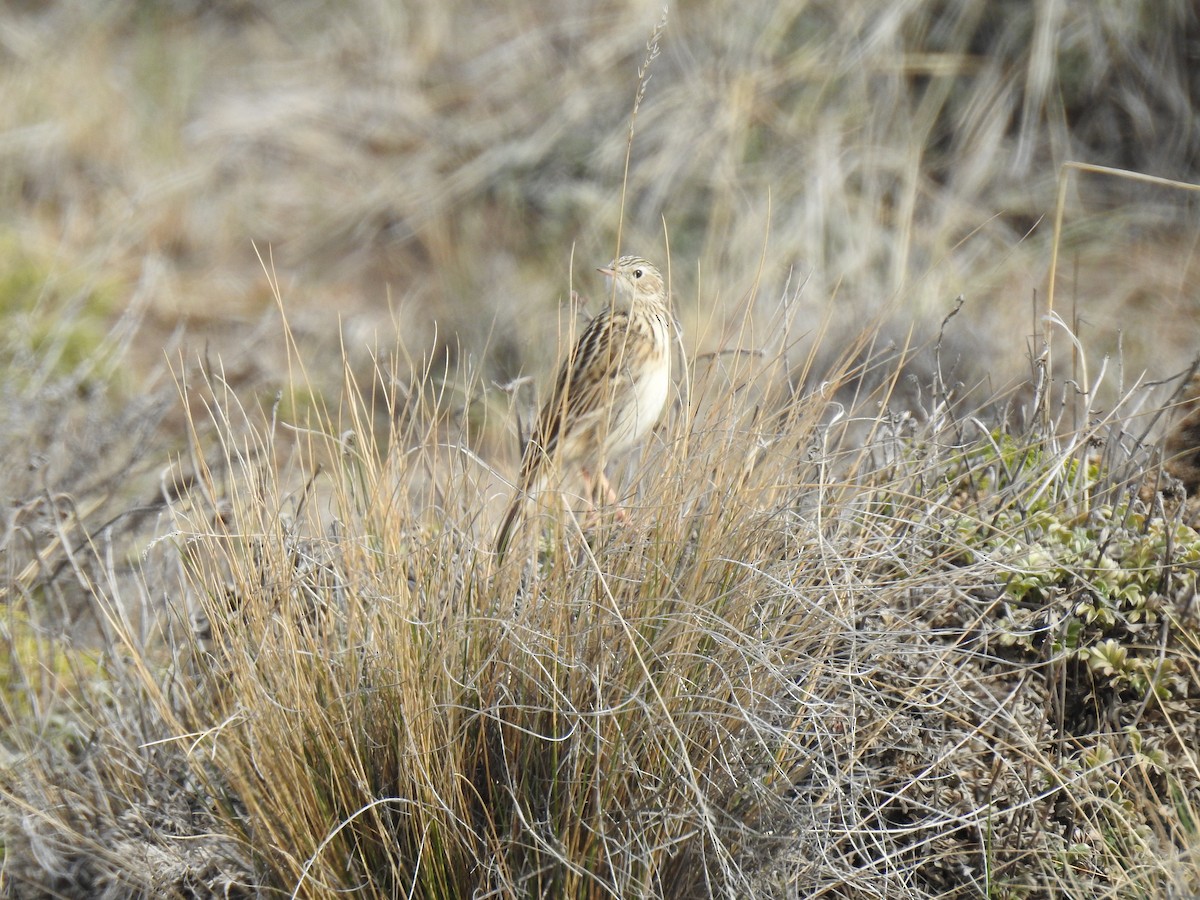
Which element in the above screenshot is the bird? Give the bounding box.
[1165,372,1200,495]
[495,255,673,558]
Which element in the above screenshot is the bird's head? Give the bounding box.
[597,255,665,304]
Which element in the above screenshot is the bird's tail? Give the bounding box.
[494,492,526,561]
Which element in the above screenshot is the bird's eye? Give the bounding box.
[633,269,643,279]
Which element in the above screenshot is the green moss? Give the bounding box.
[275,383,328,426]
[921,431,1200,700]
[0,607,102,733]
[0,233,127,383]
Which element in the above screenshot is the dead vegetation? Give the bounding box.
[4,1,1200,898]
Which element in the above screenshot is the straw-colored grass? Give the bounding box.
[6,266,1200,896]
[4,2,1200,898]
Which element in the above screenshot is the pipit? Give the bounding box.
[495,255,673,557]
[1165,372,1200,495]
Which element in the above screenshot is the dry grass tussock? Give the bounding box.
[5,272,1200,898]
[5,2,1200,897]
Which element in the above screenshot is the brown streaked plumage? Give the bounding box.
[1165,372,1200,494]
[496,255,672,558]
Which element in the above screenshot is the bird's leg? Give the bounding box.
[595,469,628,523]
[578,466,604,529]
[597,470,618,505]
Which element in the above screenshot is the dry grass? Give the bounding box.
[6,265,1200,897]
[2,2,1198,386]
[4,1,1200,898]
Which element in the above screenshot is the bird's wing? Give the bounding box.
[520,308,629,481]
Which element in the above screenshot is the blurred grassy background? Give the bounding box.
[2,0,1198,396]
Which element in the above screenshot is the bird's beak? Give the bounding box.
[596,266,615,277]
